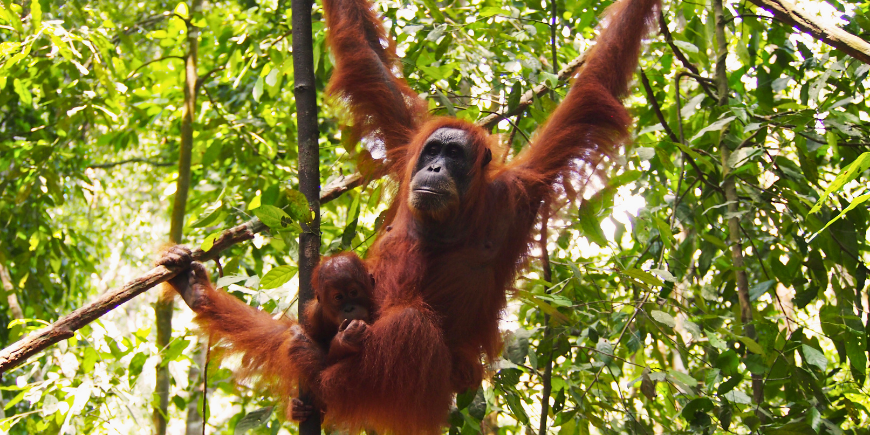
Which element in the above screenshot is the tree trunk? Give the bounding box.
[156,1,201,433]
[713,0,764,409]
[292,0,322,433]
[0,264,23,321]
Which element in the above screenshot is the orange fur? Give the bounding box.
[179,0,660,433]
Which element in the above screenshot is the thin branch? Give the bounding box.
[90,158,173,169]
[578,292,651,404]
[478,50,588,129]
[125,55,185,81]
[195,65,225,92]
[639,69,679,143]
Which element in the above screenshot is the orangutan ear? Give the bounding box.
[482,148,492,167]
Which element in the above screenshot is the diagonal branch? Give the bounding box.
[478,51,588,130]
[0,176,358,375]
[747,0,870,65]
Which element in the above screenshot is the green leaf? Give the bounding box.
[420,0,444,21]
[739,336,764,355]
[161,338,192,366]
[340,194,361,250]
[622,268,665,287]
[699,233,727,250]
[253,205,295,232]
[723,389,752,405]
[31,0,42,29]
[680,397,713,421]
[800,344,827,371]
[285,189,312,224]
[718,401,733,431]
[690,115,736,142]
[480,7,506,18]
[846,332,867,375]
[748,280,776,302]
[650,310,676,328]
[809,192,870,242]
[764,421,818,435]
[808,152,870,214]
[253,76,264,102]
[667,370,698,387]
[260,265,297,289]
[653,217,674,249]
[503,391,529,425]
[233,407,273,435]
[201,231,221,252]
[595,338,613,364]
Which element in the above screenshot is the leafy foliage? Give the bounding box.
[1,0,869,434]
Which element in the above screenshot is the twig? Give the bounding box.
[578,292,651,404]
[639,69,679,143]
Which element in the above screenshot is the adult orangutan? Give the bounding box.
[160,0,660,432]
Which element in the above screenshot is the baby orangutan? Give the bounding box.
[291,252,375,421]
[157,247,374,424]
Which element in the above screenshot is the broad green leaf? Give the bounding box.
[260,265,297,289]
[738,336,764,355]
[723,389,752,405]
[651,310,676,327]
[480,7,506,18]
[748,280,776,302]
[690,116,736,142]
[503,392,528,425]
[800,344,827,371]
[253,205,294,232]
[622,268,665,287]
[667,370,698,387]
[233,407,273,435]
[699,233,727,250]
[253,76,264,101]
[285,189,312,224]
[681,397,713,421]
[216,275,249,289]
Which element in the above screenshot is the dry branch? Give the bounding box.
[748,0,870,65]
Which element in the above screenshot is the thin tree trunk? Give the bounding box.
[156,1,201,433]
[747,0,870,65]
[0,264,23,321]
[292,0,322,433]
[184,346,207,435]
[712,0,764,408]
[537,205,553,435]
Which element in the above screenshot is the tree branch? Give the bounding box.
[89,158,173,169]
[125,55,185,81]
[0,219,265,375]
[747,0,870,65]
[478,50,588,130]
[0,174,359,376]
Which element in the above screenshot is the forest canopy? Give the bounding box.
[1,0,869,434]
